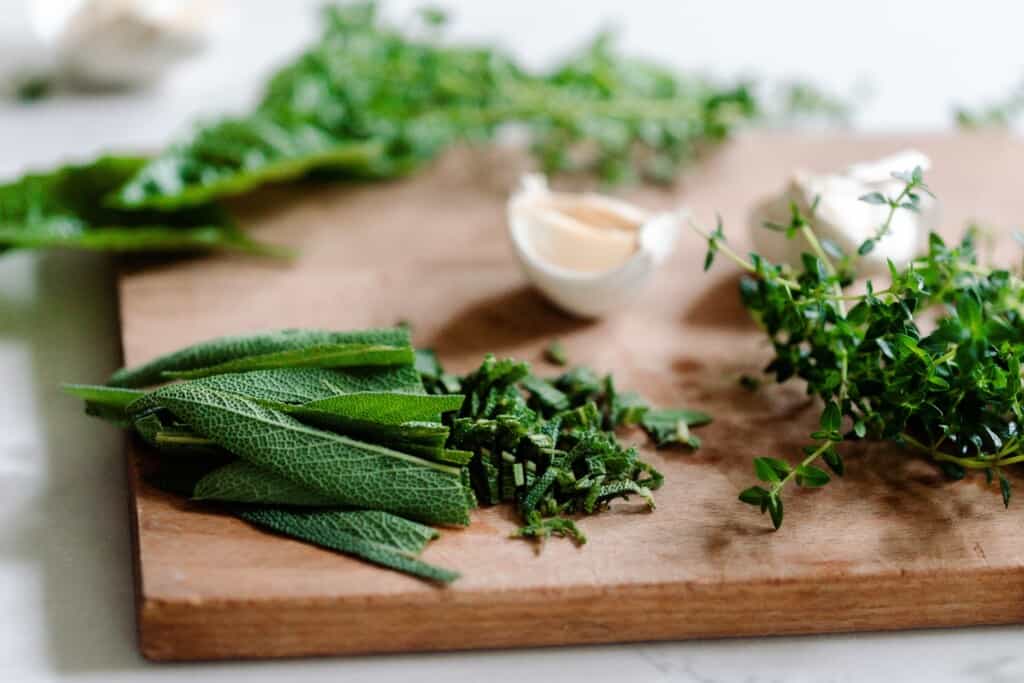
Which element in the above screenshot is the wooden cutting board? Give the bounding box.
[118,133,1024,662]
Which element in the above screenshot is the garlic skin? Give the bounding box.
[749,150,940,275]
[508,174,682,318]
[29,0,217,88]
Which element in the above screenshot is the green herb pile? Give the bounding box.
[67,327,709,582]
[698,167,1024,529]
[0,3,755,256]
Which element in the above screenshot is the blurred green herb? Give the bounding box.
[15,76,52,102]
[113,2,757,210]
[697,166,1024,528]
[773,80,856,127]
[955,79,1024,130]
[0,156,283,255]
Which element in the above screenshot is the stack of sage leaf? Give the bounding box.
[1,2,757,257]
[67,327,711,582]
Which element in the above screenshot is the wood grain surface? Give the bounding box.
[118,133,1024,661]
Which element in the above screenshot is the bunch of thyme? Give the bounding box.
[696,168,1024,528]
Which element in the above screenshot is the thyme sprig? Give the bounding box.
[699,167,1024,528]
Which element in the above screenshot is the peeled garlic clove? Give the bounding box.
[508,174,683,318]
[749,150,939,275]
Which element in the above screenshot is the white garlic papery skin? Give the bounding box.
[29,0,217,88]
[508,174,682,318]
[749,150,939,275]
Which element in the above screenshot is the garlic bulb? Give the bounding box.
[508,174,683,318]
[29,0,217,88]
[749,150,940,275]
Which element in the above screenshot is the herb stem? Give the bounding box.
[689,223,803,289]
[871,180,920,245]
[769,440,833,497]
[154,432,217,447]
[900,432,1024,470]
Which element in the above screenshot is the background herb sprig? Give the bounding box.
[697,167,1024,528]
[113,2,757,210]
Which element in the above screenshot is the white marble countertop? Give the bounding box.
[2,1,1023,681]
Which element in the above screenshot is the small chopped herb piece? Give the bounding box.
[544,340,569,366]
[641,409,712,448]
[739,374,762,391]
[514,511,586,547]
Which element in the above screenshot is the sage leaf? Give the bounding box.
[237,507,459,584]
[298,392,464,425]
[161,343,414,381]
[108,327,410,388]
[63,383,146,425]
[195,460,337,506]
[0,156,279,255]
[112,121,386,210]
[63,383,146,408]
[153,383,471,525]
[125,365,424,415]
[285,409,451,456]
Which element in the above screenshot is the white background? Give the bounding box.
[2,1,1024,681]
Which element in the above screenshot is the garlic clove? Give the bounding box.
[749,150,939,276]
[508,174,682,318]
[517,202,638,274]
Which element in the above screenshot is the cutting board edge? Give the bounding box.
[135,564,1024,661]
